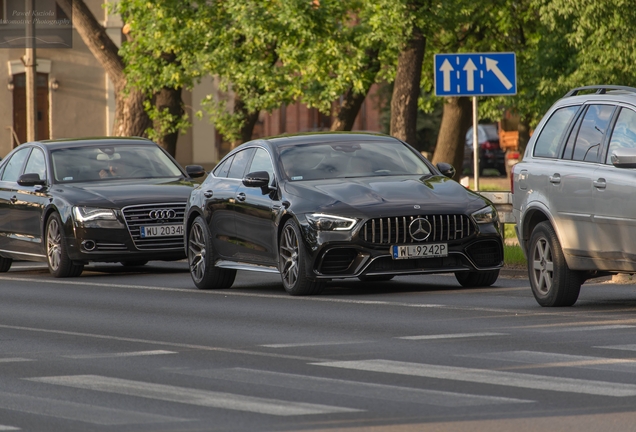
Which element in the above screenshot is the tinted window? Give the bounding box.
[571,104,614,162]
[248,148,274,182]
[213,156,233,178]
[606,108,636,164]
[24,148,46,180]
[533,106,579,158]
[227,149,254,179]
[279,141,431,181]
[51,144,183,182]
[1,147,30,182]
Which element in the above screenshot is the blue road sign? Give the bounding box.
[434,52,516,97]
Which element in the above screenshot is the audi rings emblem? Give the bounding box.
[149,209,176,220]
[408,217,432,242]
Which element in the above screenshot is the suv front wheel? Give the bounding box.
[527,221,582,307]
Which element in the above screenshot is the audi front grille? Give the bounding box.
[122,203,186,250]
[361,214,475,245]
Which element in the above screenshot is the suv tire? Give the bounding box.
[528,221,582,307]
[454,270,499,287]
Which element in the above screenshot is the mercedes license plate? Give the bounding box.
[140,224,183,238]
[392,243,448,260]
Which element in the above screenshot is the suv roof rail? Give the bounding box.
[564,85,636,97]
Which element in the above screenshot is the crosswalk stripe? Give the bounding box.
[397,332,505,340]
[27,375,361,416]
[63,350,177,359]
[470,350,636,373]
[0,426,20,431]
[598,344,636,352]
[172,367,533,407]
[542,325,636,332]
[261,341,370,348]
[0,358,32,363]
[0,391,186,425]
[312,359,636,397]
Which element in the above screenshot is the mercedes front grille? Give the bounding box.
[361,214,475,244]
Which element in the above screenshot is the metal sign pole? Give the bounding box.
[25,0,37,142]
[472,96,479,191]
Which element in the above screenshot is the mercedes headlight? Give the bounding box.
[471,205,498,224]
[306,213,358,231]
[73,206,123,228]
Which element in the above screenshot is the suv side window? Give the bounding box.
[606,107,636,164]
[571,104,615,162]
[533,106,579,158]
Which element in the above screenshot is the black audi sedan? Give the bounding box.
[185,132,503,296]
[0,137,205,277]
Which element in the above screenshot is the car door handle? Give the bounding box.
[549,174,561,184]
[236,192,246,202]
[593,178,607,189]
[203,190,213,198]
[10,195,17,203]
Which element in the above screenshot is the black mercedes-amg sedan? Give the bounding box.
[0,137,205,277]
[185,132,503,296]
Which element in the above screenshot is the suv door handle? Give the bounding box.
[549,174,561,184]
[593,178,607,189]
[203,190,213,198]
[236,192,246,202]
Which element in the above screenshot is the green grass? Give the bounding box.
[504,244,526,268]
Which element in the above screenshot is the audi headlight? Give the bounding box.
[73,206,123,228]
[306,213,358,231]
[471,205,498,224]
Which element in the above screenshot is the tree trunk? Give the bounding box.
[390,28,425,145]
[231,96,260,148]
[517,117,531,159]
[57,0,153,137]
[152,86,184,156]
[431,97,472,181]
[330,89,367,131]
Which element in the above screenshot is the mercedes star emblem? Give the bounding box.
[408,217,432,241]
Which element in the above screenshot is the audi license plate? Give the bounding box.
[140,225,183,238]
[392,243,448,260]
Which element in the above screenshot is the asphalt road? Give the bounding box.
[2,261,636,431]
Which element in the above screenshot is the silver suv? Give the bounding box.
[512,85,636,306]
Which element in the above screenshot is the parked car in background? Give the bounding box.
[0,137,205,277]
[185,132,504,296]
[463,123,506,175]
[513,85,636,306]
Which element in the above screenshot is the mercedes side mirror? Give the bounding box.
[436,162,456,179]
[243,171,270,188]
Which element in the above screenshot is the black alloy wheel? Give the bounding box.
[279,219,325,296]
[528,221,582,307]
[188,216,236,289]
[46,213,84,278]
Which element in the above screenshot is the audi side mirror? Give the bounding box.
[185,165,206,178]
[17,173,46,186]
[436,162,456,179]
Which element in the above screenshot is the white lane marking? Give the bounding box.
[312,359,636,397]
[63,350,177,359]
[0,426,19,431]
[542,325,636,332]
[0,323,328,363]
[172,367,533,407]
[261,341,370,348]
[598,344,636,352]
[0,276,540,315]
[397,332,505,340]
[470,350,636,373]
[0,390,187,425]
[27,375,361,416]
[0,358,33,363]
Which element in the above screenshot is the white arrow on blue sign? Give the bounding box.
[434,52,516,97]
